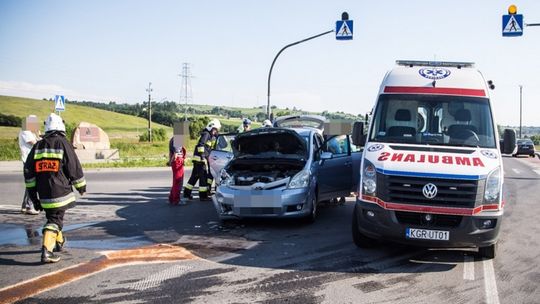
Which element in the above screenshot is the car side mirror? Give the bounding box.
[502,129,516,154]
[320,152,333,160]
[352,121,366,146]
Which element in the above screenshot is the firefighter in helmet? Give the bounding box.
[183,119,220,201]
[24,113,86,263]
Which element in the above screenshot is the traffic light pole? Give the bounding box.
[266,30,334,119]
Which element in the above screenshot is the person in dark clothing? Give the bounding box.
[183,119,220,201]
[24,113,86,263]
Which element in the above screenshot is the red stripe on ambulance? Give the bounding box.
[384,86,486,97]
[362,195,500,215]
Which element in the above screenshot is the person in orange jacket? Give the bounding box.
[168,138,186,205]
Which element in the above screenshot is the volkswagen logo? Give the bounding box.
[422,183,438,199]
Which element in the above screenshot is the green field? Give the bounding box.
[0,95,179,163]
[0,95,172,139]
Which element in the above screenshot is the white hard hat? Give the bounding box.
[206,119,221,131]
[263,119,272,127]
[44,113,66,132]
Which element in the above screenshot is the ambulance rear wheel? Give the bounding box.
[478,243,497,259]
[352,205,377,248]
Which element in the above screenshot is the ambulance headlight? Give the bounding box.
[362,160,377,195]
[484,167,501,203]
[219,169,233,186]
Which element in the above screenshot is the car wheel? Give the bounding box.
[305,193,317,223]
[478,243,497,259]
[512,154,517,157]
[531,154,535,158]
[352,204,377,248]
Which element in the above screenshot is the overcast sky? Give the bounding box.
[1,0,539,126]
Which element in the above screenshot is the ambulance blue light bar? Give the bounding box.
[396,60,475,68]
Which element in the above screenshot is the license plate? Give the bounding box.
[406,228,449,241]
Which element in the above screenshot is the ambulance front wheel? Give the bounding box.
[352,205,377,248]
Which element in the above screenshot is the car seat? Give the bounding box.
[387,109,416,139]
[448,109,478,142]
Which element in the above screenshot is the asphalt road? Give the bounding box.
[0,157,539,304]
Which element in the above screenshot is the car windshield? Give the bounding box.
[369,94,497,148]
[517,139,533,144]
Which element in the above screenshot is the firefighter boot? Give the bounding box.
[54,230,66,252]
[41,229,61,263]
[199,189,211,201]
[183,187,193,200]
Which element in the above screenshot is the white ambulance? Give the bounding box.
[351,61,516,259]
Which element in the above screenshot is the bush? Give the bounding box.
[188,116,210,139]
[0,138,21,161]
[139,128,167,142]
[0,113,22,127]
[65,122,77,142]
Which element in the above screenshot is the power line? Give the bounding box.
[178,63,194,121]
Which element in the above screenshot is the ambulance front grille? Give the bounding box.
[379,175,484,208]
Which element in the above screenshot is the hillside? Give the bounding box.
[0,95,171,139]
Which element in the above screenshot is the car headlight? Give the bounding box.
[484,167,501,203]
[362,160,377,195]
[288,169,310,189]
[219,169,233,186]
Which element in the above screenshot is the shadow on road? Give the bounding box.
[79,187,460,275]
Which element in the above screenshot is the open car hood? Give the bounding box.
[232,128,307,159]
[273,115,327,131]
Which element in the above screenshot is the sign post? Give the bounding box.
[336,12,354,40]
[501,4,540,37]
[266,12,354,119]
[54,95,65,114]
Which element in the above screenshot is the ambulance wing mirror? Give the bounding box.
[352,122,366,147]
[502,129,516,155]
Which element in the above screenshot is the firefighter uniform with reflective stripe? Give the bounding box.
[24,123,85,263]
[184,129,215,200]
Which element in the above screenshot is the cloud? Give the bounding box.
[0,80,121,102]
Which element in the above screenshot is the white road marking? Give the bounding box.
[483,259,500,304]
[534,169,540,176]
[512,168,521,174]
[129,264,192,291]
[463,255,475,280]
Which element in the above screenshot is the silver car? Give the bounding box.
[211,115,361,222]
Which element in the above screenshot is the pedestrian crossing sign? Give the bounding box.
[336,20,353,40]
[502,14,523,37]
[54,95,65,112]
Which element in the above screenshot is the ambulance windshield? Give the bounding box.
[369,94,497,148]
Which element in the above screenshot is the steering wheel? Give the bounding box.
[456,129,480,145]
